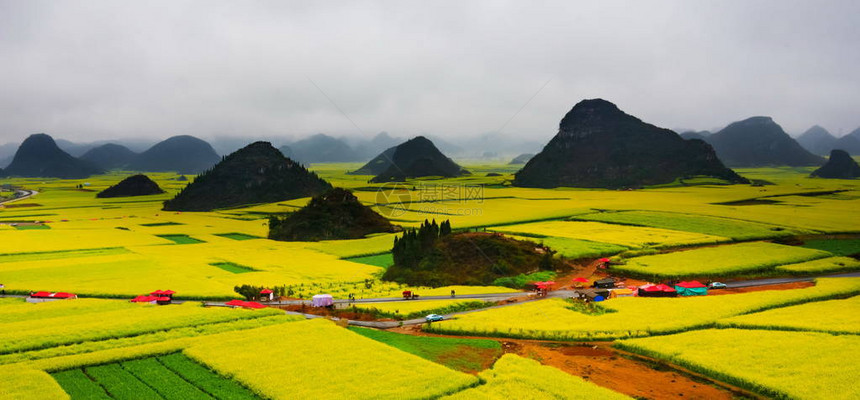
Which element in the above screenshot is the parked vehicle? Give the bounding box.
[425,314,444,322]
[708,282,727,289]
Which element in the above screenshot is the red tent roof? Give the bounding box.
[161,290,176,295]
[53,292,76,298]
[260,289,273,294]
[150,290,164,295]
[641,285,662,292]
[572,277,589,283]
[243,301,266,309]
[225,300,246,306]
[131,295,157,302]
[31,291,52,298]
[156,297,171,302]
[655,284,676,292]
[598,258,611,262]
[676,281,707,288]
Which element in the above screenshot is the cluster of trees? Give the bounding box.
[233,284,295,300]
[392,219,452,269]
[385,219,565,287]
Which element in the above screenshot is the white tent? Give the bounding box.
[311,294,334,307]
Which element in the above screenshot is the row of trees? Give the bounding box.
[392,219,452,269]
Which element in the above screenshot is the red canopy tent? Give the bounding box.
[30,291,52,298]
[598,258,611,262]
[572,277,589,283]
[260,289,273,294]
[52,292,77,299]
[131,295,158,303]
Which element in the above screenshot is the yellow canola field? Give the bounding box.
[494,220,728,248]
[427,278,860,340]
[443,354,631,400]
[775,256,860,273]
[615,242,831,278]
[0,367,69,400]
[718,296,860,334]
[352,299,485,317]
[616,329,860,400]
[0,299,281,355]
[184,319,478,399]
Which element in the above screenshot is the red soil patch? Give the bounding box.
[509,341,753,400]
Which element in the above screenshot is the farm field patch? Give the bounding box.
[616,329,860,400]
[0,299,282,355]
[426,278,860,340]
[800,238,860,256]
[717,295,860,334]
[442,354,631,400]
[350,327,502,373]
[614,242,833,278]
[53,354,257,400]
[571,210,799,240]
[775,256,860,274]
[492,220,729,248]
[184,319,478,399]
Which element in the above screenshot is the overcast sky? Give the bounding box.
[1,0,858,144]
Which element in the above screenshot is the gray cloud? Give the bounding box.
[1,0,858,145]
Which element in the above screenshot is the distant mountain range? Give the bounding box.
[834,128,860,155]
[163,141,331,211]
[810,150,860,179]
[796,126,838,156]
[81,143,138,170]
[514,99,746,189]
[703,117,823,167]
[1,134,103,179]
[367,136,470,183]
[127,135,221,174]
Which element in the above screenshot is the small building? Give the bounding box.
[261,289,274,301]
[312,294,334,307]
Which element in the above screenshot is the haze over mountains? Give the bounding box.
[702,117,824,167]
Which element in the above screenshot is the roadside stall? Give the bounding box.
[675,281,708,296]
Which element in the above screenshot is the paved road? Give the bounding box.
[0,189,37,207]
[271,272,860,328]
[724,271,860,288]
